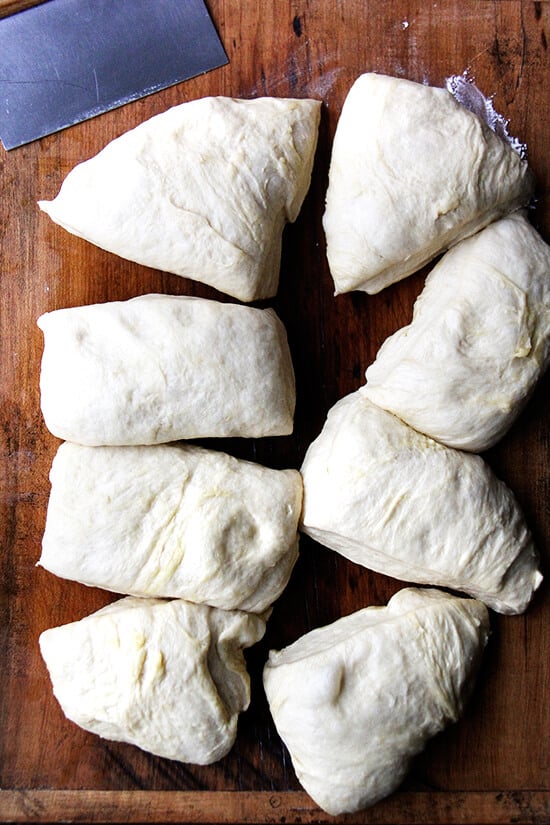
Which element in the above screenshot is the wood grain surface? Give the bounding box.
[0,0,48,19]
[1,1,549,823]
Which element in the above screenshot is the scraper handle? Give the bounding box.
[0,0,49,17]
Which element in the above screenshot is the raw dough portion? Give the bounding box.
[39,597,265,764]
[263,587,490,815]
[300,391,541,614]
[40,442,302,613]
[37,293,296,445]
[364,212,550,451]
[38,96,321,302]
[323,72,535,295]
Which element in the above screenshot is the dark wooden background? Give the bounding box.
[1,1,549,822]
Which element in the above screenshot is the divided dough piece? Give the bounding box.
[364,212,550,451]
[40,597,266,764]
[38,96,321,302]
[263,588,490,815]
[37,294,296,445]
[323,72,535,294]
[300,391,541,614]
[40,442,302,613]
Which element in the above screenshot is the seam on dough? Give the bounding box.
[166,199,259,263]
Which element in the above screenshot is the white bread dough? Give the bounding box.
[300,392,541,614]
[40,442,302,613]
[364,212,550,451]
[38,96,321,302]
[37,294,296,445]
[323,73,535,294]
[263,587,489,815]
[39,597,265,764]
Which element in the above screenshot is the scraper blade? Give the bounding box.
[0,0,228,149]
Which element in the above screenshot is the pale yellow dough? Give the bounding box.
[40,597,265,764]
[323,73,535,294]
[263,588,490,815]
[364,212,550,451]
[37,294,296,445]
[38,96,321,302]
[300,391,541,614]
[40,442,302,613]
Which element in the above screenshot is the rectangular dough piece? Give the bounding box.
[40,441,302,613]
[37,293,296,445]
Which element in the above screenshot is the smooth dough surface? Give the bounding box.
[40,442,302,613]
[37,294,296,445]
[364,212,550,451]
[300,392,541,614]
[264,587,490,815]
[323,72,535,294]
[40,597,265,764]
[38,96,321,302]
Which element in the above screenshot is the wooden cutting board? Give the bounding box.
[1,1,548,822]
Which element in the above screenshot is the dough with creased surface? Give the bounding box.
[263,587,489,815]
[38,96,321,302]
[323,72,535,295]
[40,441,302,613]
[364,212,550,451]
[300,391,541,614]
[40,596,265,764]
[38,293,296,445]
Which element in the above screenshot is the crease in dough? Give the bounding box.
[37,293,296,445]
[364,211,550,451]
[323,72,535,295]
[300,391,542,614]
[39,441,302,614]
[39,597,266,764]
[263,587,490,815]
[38,96,321,302]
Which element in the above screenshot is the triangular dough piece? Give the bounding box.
[264,587,490,815]
[40,597,265,764]
[40,442,302,613]
[38,96,321,302]
[364,212,550,451]
[300,391,541,613]
[323,73,535,294]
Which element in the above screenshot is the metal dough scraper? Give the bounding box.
[0,0,228,149]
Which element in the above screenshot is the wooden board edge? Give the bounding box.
[0,790,548,824]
